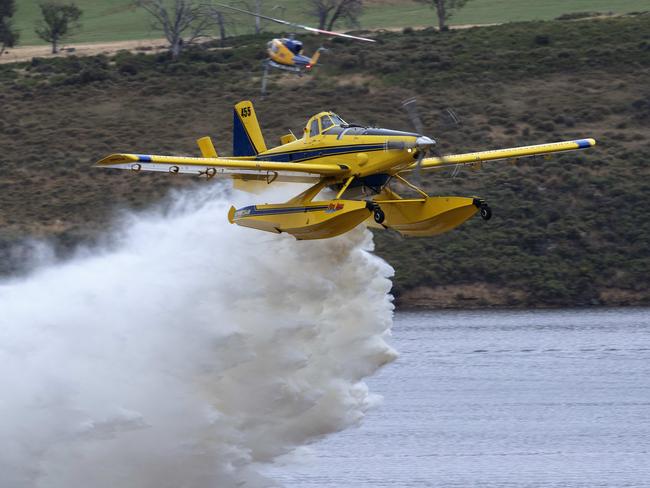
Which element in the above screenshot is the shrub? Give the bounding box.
[534,35,551,46]
[118,63,138,76]
[556,12,602,21]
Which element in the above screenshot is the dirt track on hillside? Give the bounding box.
[0,38,169,64]
[0,23,500,65]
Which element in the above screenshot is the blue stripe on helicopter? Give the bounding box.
[256,144,386,163]
[293,55,311,65]
[137,155,152,162]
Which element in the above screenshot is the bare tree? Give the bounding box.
[234,0,264,34]
[309,0,363,32]
[207,6,238,43]
[0,0,19,55]
[254,0,261,34]
[135,0,214,59]
[414,0,471,31]
[35,2,82,54]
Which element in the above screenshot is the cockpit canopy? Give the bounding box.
[304,112,420,138]
[306,112,348,137]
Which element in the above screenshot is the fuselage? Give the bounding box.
[251,112,427,179]
[267,38,312,67]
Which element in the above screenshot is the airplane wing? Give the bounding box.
[412,138,596,171]
[96,153,349,184]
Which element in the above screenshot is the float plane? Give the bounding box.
[96,101,596,240]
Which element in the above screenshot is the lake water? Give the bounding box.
[267,308,650,487]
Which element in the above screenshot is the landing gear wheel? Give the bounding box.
[373,207,386,224]
[480,205,492,221]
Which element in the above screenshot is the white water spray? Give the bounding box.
[0,184,396,487]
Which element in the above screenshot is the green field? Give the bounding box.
[1,14,649,308]
[11,0,650,45]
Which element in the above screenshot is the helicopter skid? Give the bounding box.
[228,200,372,240]
[372,196,482,237]
[267,60,303,73]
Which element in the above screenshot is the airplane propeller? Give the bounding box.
[401,97,439,179]
[401,98,461,179]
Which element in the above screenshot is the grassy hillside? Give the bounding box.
[10,0,649,45]
[1,14,649,307]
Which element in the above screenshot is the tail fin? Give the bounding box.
[309,48,324,66]
[233,100,267,156]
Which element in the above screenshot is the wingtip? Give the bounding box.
[575,138,597,149]
[96,154,140,165]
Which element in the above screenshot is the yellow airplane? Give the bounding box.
[96,100,596,240]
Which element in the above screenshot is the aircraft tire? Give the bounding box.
[480,205,492,221]
[373,207,386,224]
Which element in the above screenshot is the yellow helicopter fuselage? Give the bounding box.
[266,38,320,69]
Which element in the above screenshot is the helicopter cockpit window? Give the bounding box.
[309,119,319,137]
[285,40,303,55]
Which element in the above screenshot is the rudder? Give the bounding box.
[233,100,267,156]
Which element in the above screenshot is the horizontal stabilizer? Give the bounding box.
[197,137,218,158]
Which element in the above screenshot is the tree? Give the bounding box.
[207,7,238,44]
[135,0,213,60]
[0,0,19,55]
[35,2,82,54]
[309,0,363,32]
[414,0,471,31]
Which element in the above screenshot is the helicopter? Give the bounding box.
[96,100,596,240]
[214,3,375,93]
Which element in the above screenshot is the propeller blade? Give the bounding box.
[214,3,375,42]
[413,148,426,181]
[440,108,460,131]
[401,97,424,135]
[400,98,461,181]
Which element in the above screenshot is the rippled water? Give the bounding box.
[267,308,650,487]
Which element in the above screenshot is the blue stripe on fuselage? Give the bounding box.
[293,54,311,65]
[236,205,330,217]
[256,144,385,163]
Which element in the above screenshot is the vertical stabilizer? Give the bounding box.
[233,101,268,156]
[309,49,323,66]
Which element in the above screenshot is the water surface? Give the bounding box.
[268,308,650,487]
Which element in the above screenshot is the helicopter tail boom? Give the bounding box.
[309,49,322,67]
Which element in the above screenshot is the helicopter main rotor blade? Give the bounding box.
[214,3,376,42]
[300,26,375,42]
